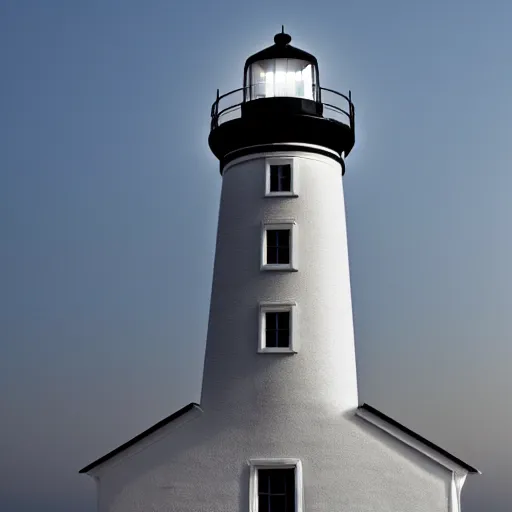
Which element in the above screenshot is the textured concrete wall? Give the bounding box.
[93,407,450,512]
[91,151,452,512]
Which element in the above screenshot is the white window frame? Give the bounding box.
[265,158,298,197]
[258,301,297,354]
[249,458,303,512]
[261,220,298,271]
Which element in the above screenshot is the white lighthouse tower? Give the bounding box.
[203,28,358,417]
[80,30,479,512]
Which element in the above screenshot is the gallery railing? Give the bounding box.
[210,86,355,133]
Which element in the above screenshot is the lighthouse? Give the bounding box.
[202,28,358,416]
[80,31,479,512]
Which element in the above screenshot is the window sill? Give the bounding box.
[264,192,299,198]
[258,347,297,354]
[261,264,298,272]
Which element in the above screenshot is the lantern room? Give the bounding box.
[209,30,355,174]
[243,31,319,101]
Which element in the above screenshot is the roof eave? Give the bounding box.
[79,402,202,475]
[356,403,480,475]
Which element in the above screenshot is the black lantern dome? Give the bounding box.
[209,30,355,174]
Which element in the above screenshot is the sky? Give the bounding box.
[1,0,511,510]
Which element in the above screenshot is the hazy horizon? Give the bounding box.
[2,1,512,511]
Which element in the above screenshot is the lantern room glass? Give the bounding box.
[246,59,317,101]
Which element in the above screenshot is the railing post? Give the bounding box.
[350,92,355,133]
[212,89,220,129]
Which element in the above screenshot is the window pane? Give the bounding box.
[284,467,295,490]
[259,495,269,512]
[258,470,270,493]
[276,311,289,327]
[266,312,278,330]
[270,495,286,512]
[266,333,278,348]
[279,166,291,191]
[270,167,280,192]
[284,469,295,512]
[267,230,278,246]
[267,247,278,265]
[277,329,290,348]
[277,230,290,248]
[265,312,278,348]
[268,470,287,494]
[276,247,290,264]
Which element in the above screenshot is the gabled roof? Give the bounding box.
[80,401,480,476]
[79,402,201,474]
[356,403,480,474]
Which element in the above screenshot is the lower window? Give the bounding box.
[249,459,303,512]
[258,302,297,353]
[258,468,295,512]
[265,311,290,348]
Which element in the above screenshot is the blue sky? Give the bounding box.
[2,0,512,510]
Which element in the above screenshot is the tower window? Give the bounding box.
[261,221,298,271]
[265,311,290,348]
[267,229,290,264]
[259,302,297,353]
[249,459,303,512]
[258,468,295,512]
[265,158,297,197]
[270,164,291,192]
